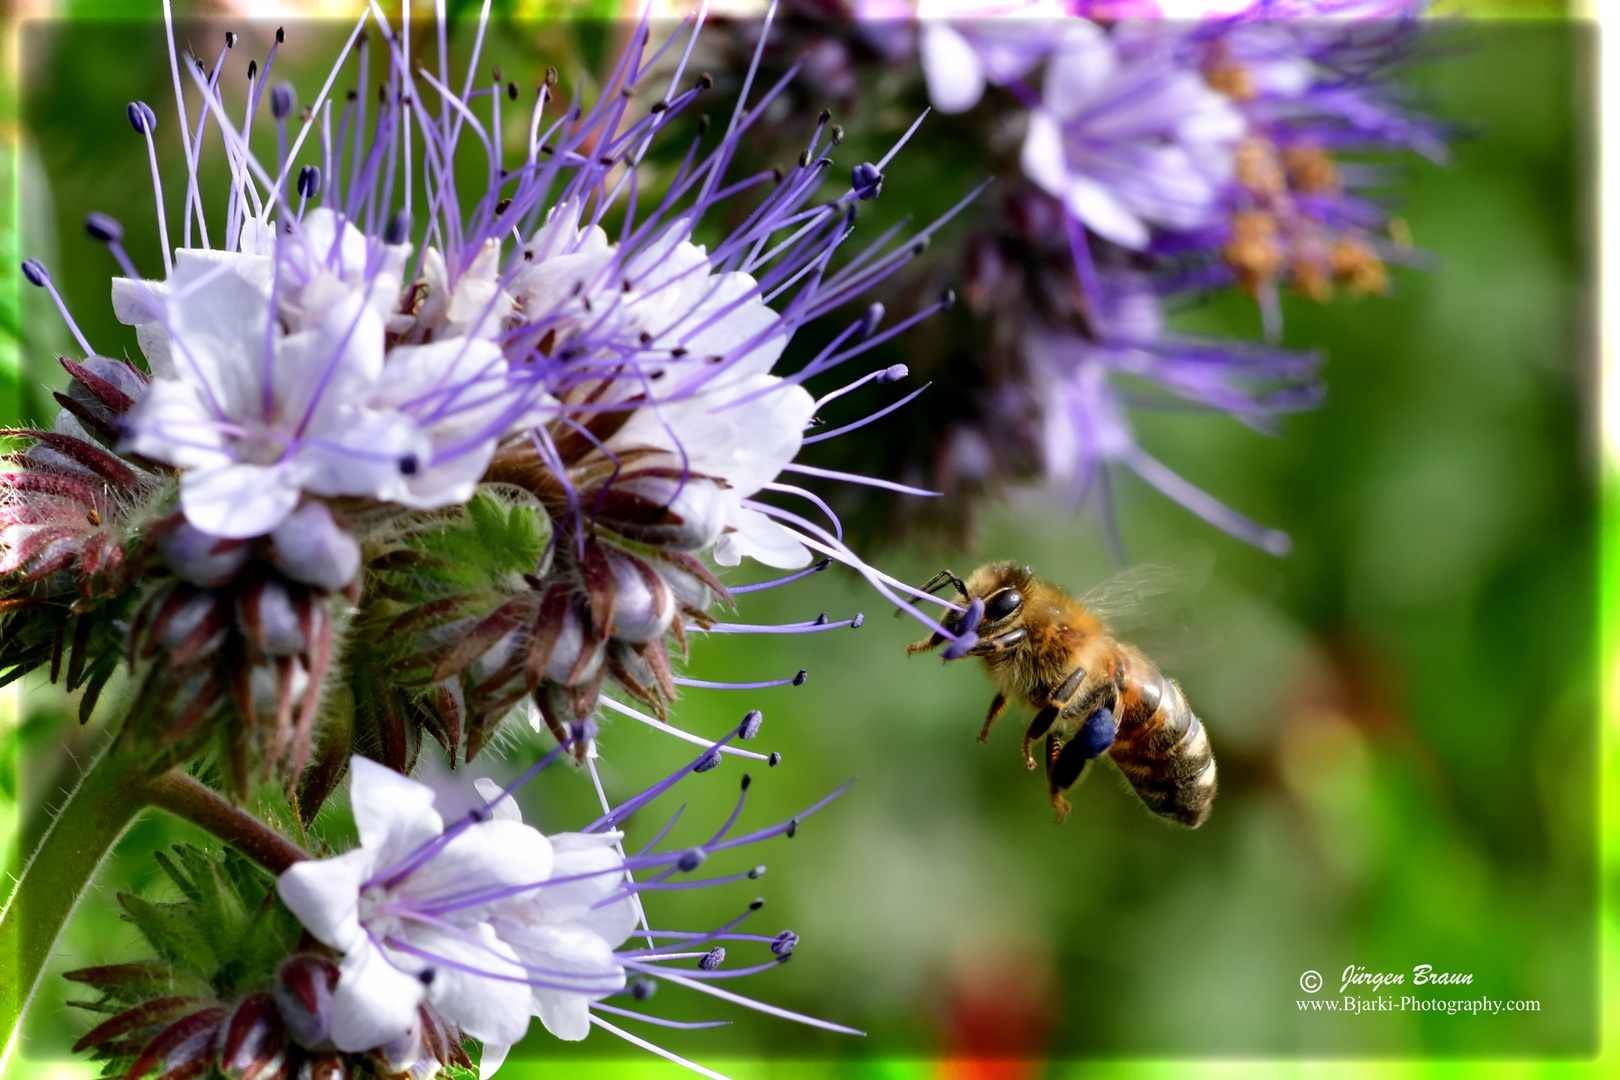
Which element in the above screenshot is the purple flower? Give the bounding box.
[1022,20,1246,249]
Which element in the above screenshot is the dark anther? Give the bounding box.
[225,31,237,48]
[492,65,504,83]
[622,279,633,293]
[545,67,559,87]
[384,209,412,245]
[346,89,358,102]
[749,898,765,911]
[495,198,513,215]
[785,818,799,839]
[852,162,883,200]
[379,84,388,103]
[768,752,782,767]
[940,287,957,311]
[748,865,766,879]
[670,347,688,358]
[398,454,419,476]
[20,258,49,287]
[814,613,829,625]
[771,167,785,184]
[85,212,124,244]
[507,82,519,101]
[650,100,667,113]
[638,331,653,346]
[912,235,932,256]
[740,710,763,739]
[852,613,865,628]
[699,948,725,971]
[630,978,657,1001]
[831,124,844,144]
[677,848,706,872]
[697,115,711,137]
[694,748,722,773]
[247,60,258,81]
[127,101,157,134]
[771,931,799,957]
[598,155,615,166]
[741,774,753,792]
[798,149,810,169]
[698,72,714,90]
[818,108,831,124]
[814,559,831,572]
[792,670,808,686]
[570,281,584,296]
[467,805,490,823]
[418,967,436,986]
[276,26,285,43]
[297,165,322,199]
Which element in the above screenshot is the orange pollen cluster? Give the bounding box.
[1223,135,1388,301]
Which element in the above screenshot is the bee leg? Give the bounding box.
[1022,705,1058,769]
[967,627,1028,656]
[977,693,1008,743]
[917,569,969,598]
[1045,733,1072,823]
[906,632,946,655]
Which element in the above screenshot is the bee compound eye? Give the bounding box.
[984,588,1024,623]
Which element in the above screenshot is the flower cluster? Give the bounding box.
[65,723,842,1078]
[6,4,971,798]
[718,0,1445,554]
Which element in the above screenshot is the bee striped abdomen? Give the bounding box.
[1110,651,1216,828]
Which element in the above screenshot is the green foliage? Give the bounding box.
[102,844,300,1002]
[63,844,302,1076]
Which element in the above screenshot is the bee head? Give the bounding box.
[964,562,1032,628]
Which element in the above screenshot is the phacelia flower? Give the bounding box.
[8,2,978,788]
[279,722,854,1076]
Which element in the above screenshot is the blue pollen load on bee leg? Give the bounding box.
[1077,706,1117,759]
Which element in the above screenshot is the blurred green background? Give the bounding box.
[0,2,1610,1077]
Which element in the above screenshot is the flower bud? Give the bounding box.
[239,578,309,656]
[219,993,288,1080]
[270,502,359,591]
[273,954,339,1049]
[607,551,675,643]
[544,604,603,685]
[160,522,252,587]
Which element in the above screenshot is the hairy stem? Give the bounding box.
[147,770,307,874]
[0,739,150,1070]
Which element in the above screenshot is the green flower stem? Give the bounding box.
[146,770,307,874]
[0,741,308,1070]
[0,738,150,1069]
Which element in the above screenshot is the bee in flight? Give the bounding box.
[908,561,1215,827]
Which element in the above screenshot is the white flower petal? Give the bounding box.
[179,461,304,539]
[277,847,374,953]
[350,756,444,859]
[415,923,534,1046]
[920,23,987,114]
[329,940,427,1053]
[474,777,525,823]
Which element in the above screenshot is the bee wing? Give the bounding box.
[1079,542,1215,634]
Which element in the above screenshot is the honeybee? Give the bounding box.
[908,561,1215,827]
